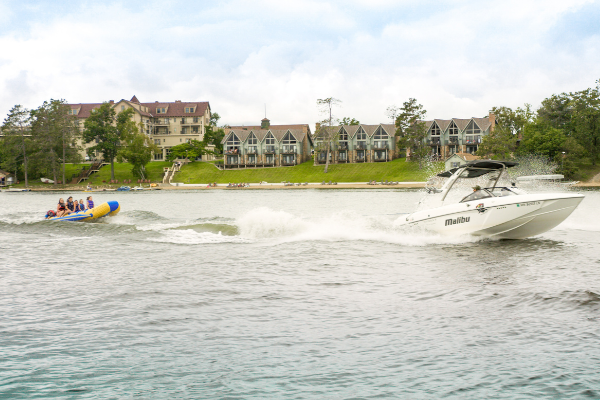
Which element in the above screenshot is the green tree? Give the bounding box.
[116,115,159,179]
[490,104,534,136]
[202,112,225,154]
[517,121,566,160]
[339,117,359,125]
[570,88,600,165]
[316,97,341,173]
[166,140,210,162]
[29,100,81,184]
[475,125,518,160]
[537,93,573,130]
[395,98,428,169]
[83,103,120,180]
[1,105,31,186]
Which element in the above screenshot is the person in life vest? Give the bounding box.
[66,196,75,213]
[86,196,94,210]
[45,210,57,219]
[78,199,86,211]
[56,198,68,217]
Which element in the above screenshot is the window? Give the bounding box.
[449,121,459,135]
[185,107,195,113]
[248,155,256,163]
[430,123,441,136]
[154,139,160,145]
[68,109,78,115]
[121,105,125,111]
[338,128,348,150]
[265,132,276,153]
[282,132,296,153]
[226,133,241,153]
[266,154,274,163]
[247,132,257,145]
[451,161,460,168]
[465,120,481,135]
[373,127,389,149]
[156,107,166,114]
[192,126,198,133]
[193,117,199,123]
[154,153,163,160]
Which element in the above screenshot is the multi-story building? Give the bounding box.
[313,124,398,164]
[67,96,213,161]
[422,113,496,159]
[221,118,313,168]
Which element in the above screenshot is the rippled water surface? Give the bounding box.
[1,188,599,399]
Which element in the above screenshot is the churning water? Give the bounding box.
[1,188,599,399]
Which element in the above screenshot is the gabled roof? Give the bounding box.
[435,119,451,131]
[452,118,471,132]
[473,117,492,132]
[341,125,360,138]
[226,124,311,134]
[130,95,140,104]
[381,124,396,136]
[360,124,379,137]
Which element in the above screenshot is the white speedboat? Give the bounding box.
[401,160,584,239]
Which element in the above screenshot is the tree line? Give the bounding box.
[392,80,600,178]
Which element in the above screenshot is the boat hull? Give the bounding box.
[47,201,120,222]
[403,193,584,239]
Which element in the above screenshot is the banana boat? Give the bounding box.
[46,201,120,222]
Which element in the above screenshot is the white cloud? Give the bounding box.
[1,0,600,127]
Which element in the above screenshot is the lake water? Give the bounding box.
[1,188,599,399]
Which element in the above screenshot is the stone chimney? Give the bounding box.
[315,122,321,132]
[175,100,181,103]
[261,118,270,129]
[109,100,114,104]
[489,111,496,131]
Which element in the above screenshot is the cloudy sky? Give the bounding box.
[1,0,599,127]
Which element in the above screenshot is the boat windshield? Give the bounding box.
[460,187,517,203]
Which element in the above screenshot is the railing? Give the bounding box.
[449,136,459,144]
[355,143,367,150]
[246,148,258,154]
[337,144,348,151]
[264,146,276,154]
[373,143,389,149]
[465,136,481,144]
[282,146,296,154]
[429,137,441,145]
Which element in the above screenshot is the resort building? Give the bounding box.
[67,96,214,161]
[221,118,313,168]
[313,124,398,164]
[422,113,496,160]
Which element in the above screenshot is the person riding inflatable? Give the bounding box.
[45,210,57,219]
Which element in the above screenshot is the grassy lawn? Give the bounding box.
[174,158,442,184]
[8,163,90,187]
[572,159,600,181]
[87,162,171,184]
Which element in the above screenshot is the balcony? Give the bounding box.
[449,136,459,145]
[282,146,296,154]
[337,143,349,151]
[356,156,366,162]
[355,143,367,150]
[373,143,389,150]
[282,158,296,166]
[465,136,481,144]
[429,137,441,146]
[264,146,276,154]
[246,148,258,154]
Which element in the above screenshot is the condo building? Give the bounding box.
[67,96,214,161]
[313,124,398,164]
[423,113,496,159]
[221,118,313,168]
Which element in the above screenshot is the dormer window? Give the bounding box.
[68,109,78,115]
[185,107,195,113]
[156,107,166,114]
